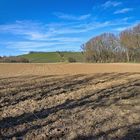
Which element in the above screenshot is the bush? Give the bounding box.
[29,51,36,54]
[0,56,29,63]
[68,57,77,63]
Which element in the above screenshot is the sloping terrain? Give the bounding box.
[20,52,84,63]
[0,70,140,140]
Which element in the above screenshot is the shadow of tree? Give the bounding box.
[121,127,140,140]
[73,123,140,140]
[0,73,136,109]
[0,72,140,139]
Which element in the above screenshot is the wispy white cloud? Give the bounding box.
[102,1,122,8]
[0,20,89,51]
[113,20,140,32]
[0,20,112,40]
[122,17,133,21]
[114,27,128,32]
[2,40,82,52]
[47,21,112,35]
[0,20,50,40]
[114,8,133,14]
[53,12,91,21]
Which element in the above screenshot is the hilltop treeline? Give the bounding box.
[0,56,29,63]
[83,23,140,63]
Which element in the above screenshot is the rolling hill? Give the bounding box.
[19,52,84,63]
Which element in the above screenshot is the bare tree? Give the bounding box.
[120,24,140,62]
[83,23,140,63]
[83,33,123,62]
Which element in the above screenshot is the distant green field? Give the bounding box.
[19,52,84,63]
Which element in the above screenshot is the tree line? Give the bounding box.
[83,23,140,63]
[0,56,29,63]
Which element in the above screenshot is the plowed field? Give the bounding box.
[0,63,140,140]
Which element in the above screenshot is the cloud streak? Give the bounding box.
[102,1,122,8]
[114,8,133,14]
[0,20,113,41]
[53,12,91,21]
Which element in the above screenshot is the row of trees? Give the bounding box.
[83,23,140,63]
[0,56,29,63]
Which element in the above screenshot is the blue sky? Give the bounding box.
[0,0,140,56]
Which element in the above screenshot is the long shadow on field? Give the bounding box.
[0,74,85,108]
[73,123,140,140]
[0,75,58,90]
[0,73,140,139]
[0,73,136,109]
[120,127,140,140]
[38,72,135,99]
[0,73,109,108]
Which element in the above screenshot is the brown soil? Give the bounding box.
[0,63,140,77]
[0,63,140,140]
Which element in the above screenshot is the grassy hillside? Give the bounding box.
[20,52,84,63]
